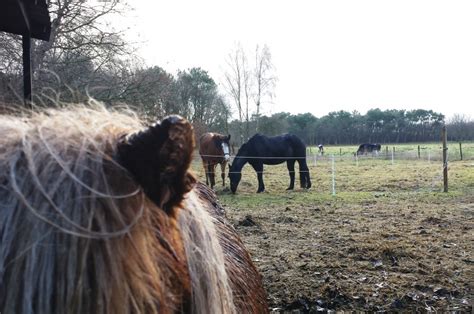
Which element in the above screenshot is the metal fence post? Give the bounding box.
[331,154,336,196]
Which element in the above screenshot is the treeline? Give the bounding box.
[1,0,472,146]
[227,109,474,146]
[0,0,230,136]
[0,64,230,134]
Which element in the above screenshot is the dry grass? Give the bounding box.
[191,155,473,312]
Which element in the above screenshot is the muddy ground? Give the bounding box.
[209,159,474,312]
[227,195,473,312]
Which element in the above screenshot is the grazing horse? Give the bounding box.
[229,133,311,193]
[0,106,267,314]
[318,144,324,155]
[356,143,382,156]
[199,132,231,188]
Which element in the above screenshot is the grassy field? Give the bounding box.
[191,152,473,312]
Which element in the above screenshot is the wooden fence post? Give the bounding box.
[459,142,463,161]
[23,35,32,108]
[418,145,421,159]
[442,126,448,192]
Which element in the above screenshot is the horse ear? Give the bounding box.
[227,134,231,141]
[117,115,196,213]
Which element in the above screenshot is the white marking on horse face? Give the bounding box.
[222,143,230,161]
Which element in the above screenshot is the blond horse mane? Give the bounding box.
[0,104,237,313]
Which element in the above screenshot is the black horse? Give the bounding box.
[356,143,381,155]
[229,134,311,193]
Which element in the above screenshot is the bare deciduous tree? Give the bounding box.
[223,43,246,144]
[223,43,276,143]
[253,44,276,132]
[0,0,132,103]
[448,114,474,141]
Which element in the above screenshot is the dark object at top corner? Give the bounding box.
[0,0,52,41]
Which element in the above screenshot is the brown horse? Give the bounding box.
[199,132,231,189]
[0,106,267,314]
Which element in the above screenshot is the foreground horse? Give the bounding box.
[229,133,311,193]
[199,132,231,189]
[356,143,381,156]
[0,106,267,314]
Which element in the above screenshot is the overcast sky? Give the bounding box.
[122,0,474,120]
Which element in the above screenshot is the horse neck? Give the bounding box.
[231,153,247,172]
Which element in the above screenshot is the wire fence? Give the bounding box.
[307,143,474,162]
[191,145,474,195]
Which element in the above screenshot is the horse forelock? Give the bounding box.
[0,106,192,314]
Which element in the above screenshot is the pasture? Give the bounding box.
[191,146,473,312]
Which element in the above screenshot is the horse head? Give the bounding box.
[0,110,198,313]
[228,167,241,194]
[214,134,231,162]
[0,106,267,314]
[0,108,267,313]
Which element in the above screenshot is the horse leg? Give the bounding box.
[286,160,295,190]
[220,161,226,186]
[211,164,217,188]
[208,162,216,189]
[298,158,312,189]
[203,160,210,186]
[251,162,265,193]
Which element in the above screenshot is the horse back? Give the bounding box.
[357,143,380,154]
[245,134,307,164]
[194,182,268,312]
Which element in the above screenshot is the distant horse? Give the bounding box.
[318,144,324,155]
[0,106,267,314]
[229,133,311,193]
[356,143,381,156]
[199,132,231,188]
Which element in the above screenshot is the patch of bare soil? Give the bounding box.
[227,195,474,312]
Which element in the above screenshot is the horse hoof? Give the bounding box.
[286,187,294,191]
[257,189,265,193]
